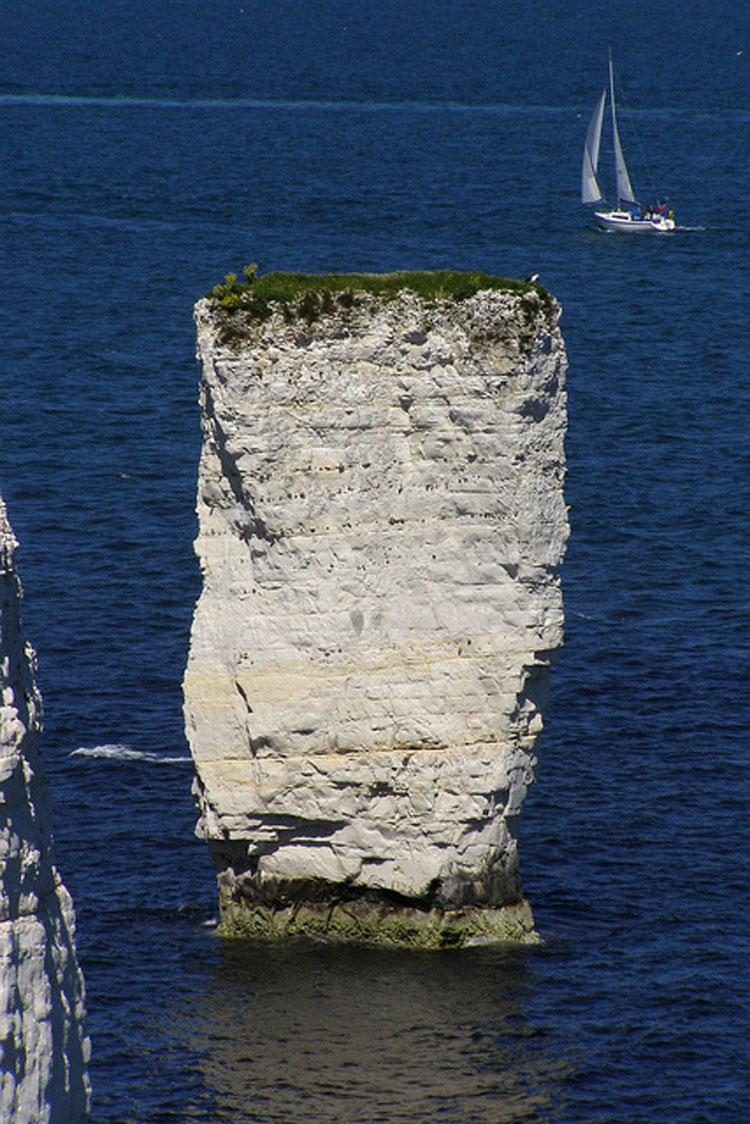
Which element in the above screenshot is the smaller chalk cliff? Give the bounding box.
[0,498,91,1123]
[184,271,568,947]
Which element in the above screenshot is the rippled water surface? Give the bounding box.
[1,1,748,1120]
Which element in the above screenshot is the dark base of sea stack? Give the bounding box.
[217,896,538,948]
[211,844,538,948]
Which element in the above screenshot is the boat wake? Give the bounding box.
[70,743,192,765]
[593,221,703,235]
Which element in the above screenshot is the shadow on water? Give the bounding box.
[166,937,573,1124]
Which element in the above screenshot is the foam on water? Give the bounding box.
[71,744,192,765]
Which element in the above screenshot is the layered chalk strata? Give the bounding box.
[184,275,568,946]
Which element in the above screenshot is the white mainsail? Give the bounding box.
[581,86,606,204]
[609,57,637,206]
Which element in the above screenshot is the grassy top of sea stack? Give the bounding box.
[206,265,552,324]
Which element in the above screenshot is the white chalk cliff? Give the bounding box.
[184,277,568,946]
[0,498,91,1121]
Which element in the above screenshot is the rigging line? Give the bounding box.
[613,63,664,199]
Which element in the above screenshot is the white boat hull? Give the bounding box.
[595,208,675,234]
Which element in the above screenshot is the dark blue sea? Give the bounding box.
[1,2,748,1120]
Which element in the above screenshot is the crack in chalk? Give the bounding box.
[234,680,256,757]
[203,378,280,545]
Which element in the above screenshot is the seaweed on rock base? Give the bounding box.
[217,897,539,949]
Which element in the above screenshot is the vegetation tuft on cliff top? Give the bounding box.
[207,265,552,325]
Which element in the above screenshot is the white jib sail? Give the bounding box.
[609,57,637,206]
[582,86,606,204]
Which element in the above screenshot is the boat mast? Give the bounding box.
[609,51,638,209]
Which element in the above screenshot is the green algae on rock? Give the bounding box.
[217,898,539,949]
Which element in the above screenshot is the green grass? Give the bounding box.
[207,266,551,323]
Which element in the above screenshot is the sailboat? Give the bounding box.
[582,54,675,234]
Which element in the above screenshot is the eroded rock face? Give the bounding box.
[0,498,91,1122]
[184,283,568,946]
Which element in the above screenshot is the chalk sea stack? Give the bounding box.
[184,271,568,947]
[0,497,91,1121]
